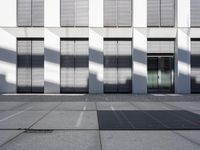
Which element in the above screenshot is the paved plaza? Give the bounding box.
[0,94,200,150]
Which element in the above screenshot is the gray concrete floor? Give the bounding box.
[0,94,200,150]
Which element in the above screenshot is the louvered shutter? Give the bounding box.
[191,40,200,93]
[191,0,200,27]
[32,0,44,26]
[104,40,118,93]
[74,40,89,93]
[60,40,75,93]
[104,0,117,26]
[61,0,75,26]
[147,0,160,26]
[18,0,32,26]
[148,40,174,53]
[31,40,44,93]
[161,0,174,27]
[75,0,88,26]
[117,0,132,26]
[117,40,132,93]
[17,40,32,93]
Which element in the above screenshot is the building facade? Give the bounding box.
[0,0,200,94]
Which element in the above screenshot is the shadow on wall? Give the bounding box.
[191,54,200,93]
[177,48,191,92]
[0,47,16,93]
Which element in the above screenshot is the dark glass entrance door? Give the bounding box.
[148,56,174,93]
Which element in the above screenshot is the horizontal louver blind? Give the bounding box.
[191,40,200,93]
[32,0,44,26]
[147,0,160,26]
[191,0,200,27]
[161,0,175,26]
[75,0,89,26]
[104,0,117,26]
[117,0,132,26]
[148,40,174,53]
[61,0,75,26]
[18,0,32,26]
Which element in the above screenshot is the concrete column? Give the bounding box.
[0,28,16,93]
[176,28,191,93]
[177,0,190,27]
[89,0,103,27]
[0,0,17,27]
[44,0,60,27]
[44,29,60,93]
[133,28,147,94]
[133,0,147,27]
[89,28,104,93]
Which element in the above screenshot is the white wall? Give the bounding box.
[44,29,60,93]
[133,0,147,27]
[0,28,16,93]
[133,28,147,93]
[89,28,104,93]
[0,0,17,27]
[177,0,190,27]
[89,0,103,27]
[45,0,60,27]
[176,28,191,93]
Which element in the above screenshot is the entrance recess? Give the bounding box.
[147,55,174,93]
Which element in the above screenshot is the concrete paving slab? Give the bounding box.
[0,102,27,111]
[55,102,96,111]
[0,130,24,146]
[131,102,172,110]
[14,102,60,111]
[31,111,98,129]
[101,131,200,150]
[97,102,138,110]
[0,131,101,150]
[165,102,200,110]
[0,111,47,129]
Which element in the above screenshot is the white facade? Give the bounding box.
[0,0,199,94]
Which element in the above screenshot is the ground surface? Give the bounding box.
[0,94,200,150]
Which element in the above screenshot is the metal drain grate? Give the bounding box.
[25,129,54,133]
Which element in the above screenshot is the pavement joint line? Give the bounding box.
[95,102,103,150]
[172,131,200,147]
[128,102,169,129]
[75,106,86,127]
[0,107,33,122]
[0,130,25,148]
[27,102,62,129]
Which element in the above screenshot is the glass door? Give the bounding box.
[148,56,174,93]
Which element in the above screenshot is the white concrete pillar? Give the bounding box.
[133,0,147,27]
[176,28,191,93]
[89,0,103,27]
[0,0,17,27]
[44,29,60,93]
[133,28,147,94]
[0,28,16,93]
[89,28,104,93]
[44,0,60,27]
[177,0,190,27]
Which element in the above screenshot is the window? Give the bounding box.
[191,0,200,27]
[147,0,175,27]
[17,0,44,27]
[61,0,89,27]
[104,0,132,27]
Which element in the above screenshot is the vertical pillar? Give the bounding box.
[89,0,103,27]
[176,29,191,93]
[133,0,147,27]
[133,28,147,94]
[0,29,16,93]
[177,0,190,27]
[44,29,60,93]
[89,29,104,93]
[44,0,60,27]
